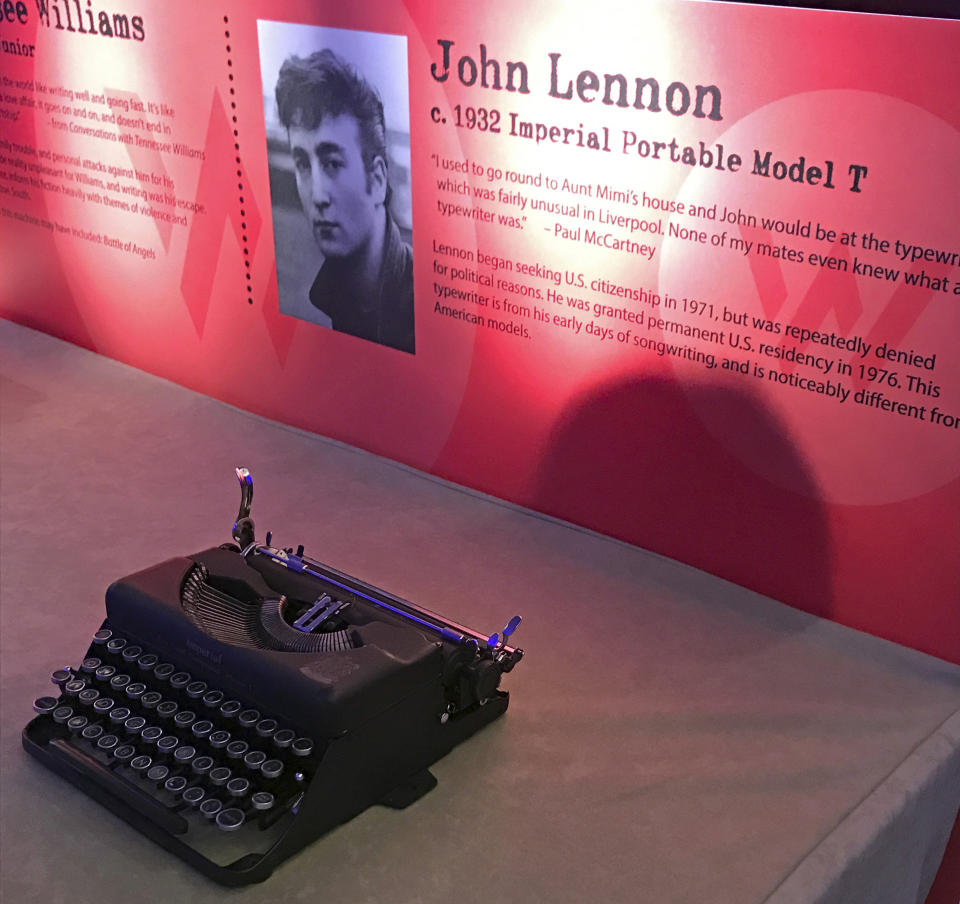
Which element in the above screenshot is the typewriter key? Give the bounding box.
[292,737,314,758]
[220,700,242,720]
[140,691,162,710]
[125,682,146,701]
[105,638,127,655]
[243,750,267,771]
[216,808,245,831]
[201,689,224,709]
[226,740,249,760]
[200,798,223,819]
[173,745,197,765]
[67,715,89,733]
[64,679,86,696]
[33,696,59,715]
[113,744,136,763]
[260,759,284,780]
[52,705,74,723]
[226,777,250,798]
[185,681,207,700]
[156,735,179,755]
[130,755,153,773]
[96,733,120,751]
[209,730,231,749]
[146,764,169,784]
[191,756,214,776]
[81,724,104,741]
[124,715,147,736]
[237,709,260,729]
[164,776,188,795]
[80,657,101,673]
[255,718,278,739]
[169,672,191,692]
[92,628,112,645]
[153,663,175,682]
[250,791,274,811]
[136,653,158,673]
[182,787,205,807]
[78,688,100,706]
[140,726,163,746]
[173,710,196,729]
[156,701,178,720]
[94,665,116,682]
[191,719,214,740]
[122,645,143,663]
[51,668,73,687]
[209,766,232,786]
[272,729,295,749]
[109,674,132,692]
[109,706,132,724]
[92,697,116,714]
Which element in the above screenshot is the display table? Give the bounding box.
[2,320,958,904]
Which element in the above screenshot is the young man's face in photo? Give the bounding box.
[288,113,386,261]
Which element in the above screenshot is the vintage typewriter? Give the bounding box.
[23,469,523,885]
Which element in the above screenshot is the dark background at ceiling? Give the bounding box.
[710,0,958,18]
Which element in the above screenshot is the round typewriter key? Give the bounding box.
[125,682,146,701]
[52,705,74,723]
[219,700,242,720]
[237,709,260,729]
[191,756,214,776]
[156,701,178,720]
[94,665,116,682]
[81,657,101,673]
[169,672,191,691]
[156,735,179,755]
[109,706,132,725]
[173,745,197,765]
[93,697,116,715]
[131,755,152,772]
[182,786,205,806]
[82,724,104,741]
[185,681,207,700]
[200,798,223,819]
[191,719,213,740]
[254,718,278,739]
[291,737,314,758]
[122,645,143,663]
[92,628,112,645]
[226,740,249,760]
[97,733,119,751]
[140,726,163,746]
[174,710,196,730]
[216,808,245,831]
[78,688,100,706]
[201,689,224,709]
[51,668,73,687]
[250,791,274,811]
[113,744,136,762]
[146,764,169,784]
[209,766,232,786]
[226,777,250,798]
[260,759,284,780]
[243,750,267,771]
[164,775,188,795]
[67,715,89,733]
[105,638,127,655]
[33,696,59,715]
[136,653,158,673]
[209,730,231,749]
[153,663,175,682]
[140,691,162,710]
[272,729,295,749]
[109,674,132,692]
[64,679,86,696]
[124,715,147,736]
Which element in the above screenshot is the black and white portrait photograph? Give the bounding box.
[258,22,414,353]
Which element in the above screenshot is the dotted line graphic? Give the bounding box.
[224,15,253,305]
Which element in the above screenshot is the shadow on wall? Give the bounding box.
[529,374,833,622]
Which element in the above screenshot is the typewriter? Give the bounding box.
[23,469,523,885]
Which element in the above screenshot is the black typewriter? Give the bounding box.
[23,468,523,885]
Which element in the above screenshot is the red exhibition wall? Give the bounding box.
[1,0,958,663]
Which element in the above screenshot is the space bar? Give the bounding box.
[50,739,189,835]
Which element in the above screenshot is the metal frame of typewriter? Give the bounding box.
[23,469,523,885]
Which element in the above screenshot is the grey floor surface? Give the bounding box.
[2,319,959,904]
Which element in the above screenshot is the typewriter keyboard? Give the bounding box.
[30,626,319,838]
